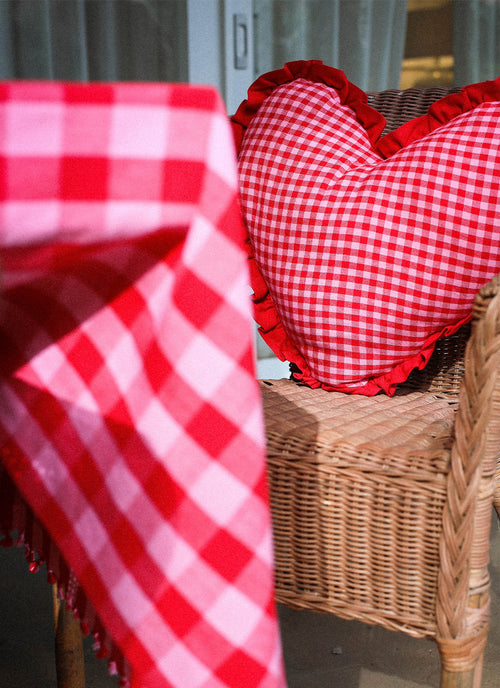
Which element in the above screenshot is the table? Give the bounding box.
[0,80,286,688]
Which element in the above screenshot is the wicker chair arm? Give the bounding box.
[464,273,500,488]
[471,273,500,518]
[435,273,500,670]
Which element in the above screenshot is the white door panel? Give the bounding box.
[187,0,254,114]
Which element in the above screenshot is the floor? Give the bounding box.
[1,516,499,688]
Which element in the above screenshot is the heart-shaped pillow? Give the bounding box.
[232,60,500,395]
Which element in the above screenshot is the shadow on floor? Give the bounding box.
[1,517,499,688]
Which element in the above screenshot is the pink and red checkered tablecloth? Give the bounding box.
[0,80,286,688]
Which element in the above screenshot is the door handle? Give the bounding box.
[233,13,248,70]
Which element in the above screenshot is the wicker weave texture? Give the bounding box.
[367,85,462,137]
[263,378,454,636]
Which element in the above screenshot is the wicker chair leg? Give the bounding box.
[53,585,85,688]
[494,466,500,520]
[439,661,483,688]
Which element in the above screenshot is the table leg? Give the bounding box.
[53,585,85,688]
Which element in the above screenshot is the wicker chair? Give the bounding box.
[260,86,500,688]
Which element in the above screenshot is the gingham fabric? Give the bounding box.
[232,61,500,395]
[0,81,286,688]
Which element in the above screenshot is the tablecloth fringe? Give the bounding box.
[0,462,131,688]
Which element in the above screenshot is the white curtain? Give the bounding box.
[0,0,188,82]
[453,0,500,85]
[0,0,413,92]
[2,1,498,100]
[254,0,409,91]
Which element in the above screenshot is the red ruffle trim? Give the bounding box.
[377,75,500,158]
[231,59,386,151]
[231,59,499,396]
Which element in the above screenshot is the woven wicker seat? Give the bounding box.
[261,86,500,688]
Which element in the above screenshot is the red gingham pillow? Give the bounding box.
[231,60,500,395]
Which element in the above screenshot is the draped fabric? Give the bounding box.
[453,0,500,85]
[0,78,286,688]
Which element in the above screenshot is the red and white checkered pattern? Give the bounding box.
[0,81,285,688]
[237,72,500,395]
